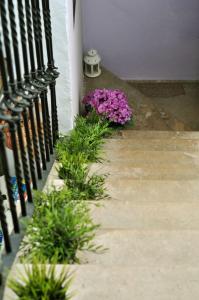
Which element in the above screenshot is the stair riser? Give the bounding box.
[104,139,199,152]
[91,165,199,180]
[111,130,199,140]
[102,150,199,164]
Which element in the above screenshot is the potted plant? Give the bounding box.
[83,88,133,125]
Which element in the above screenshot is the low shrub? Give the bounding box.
[20,190,100,263]
[9,264,73,300]
[56,114,111,163]
[57,152,107,201]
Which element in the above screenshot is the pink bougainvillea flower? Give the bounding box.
[83,89,133,125]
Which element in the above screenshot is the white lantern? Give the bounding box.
[84,49,101,78]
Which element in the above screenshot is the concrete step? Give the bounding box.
[91,200,199,230]
[91,163,199,180]
[5,264,199,300]
[81,230,199,268]
[103,138,199,152]
[92,158,199,171]
[4,264,199,300]
[105,178,199,201]
[111,130,199,140]
[102,149,199,163]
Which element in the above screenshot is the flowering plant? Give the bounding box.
[83,89,132,125]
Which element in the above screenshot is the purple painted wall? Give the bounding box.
[82,0,199,80]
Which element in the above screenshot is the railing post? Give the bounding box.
[42,0,59,145]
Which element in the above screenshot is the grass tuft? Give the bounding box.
[8,264,74,300]
[20,189,101,263]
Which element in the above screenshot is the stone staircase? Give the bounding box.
[73,130,199,299]
[4,130,199,299]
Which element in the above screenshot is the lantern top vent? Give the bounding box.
[84,49,101,65]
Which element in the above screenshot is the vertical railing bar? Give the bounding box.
[9,122,27,216]
[49,84,58,145]
[0,128,20,233]
[16,117,33,203]
[41,0,54,69]
[0,3,15,90]
[42,0,59,144]
[0,192,11,253]
[25,0,47,171]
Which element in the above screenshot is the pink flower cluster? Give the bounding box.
[83,89,132,125]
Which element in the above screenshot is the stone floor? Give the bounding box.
[128,81,199,131]
[84,68,199,131]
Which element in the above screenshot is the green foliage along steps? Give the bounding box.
[56,113,112,163]
[9,264,74,300]
[16,111,111,299]
[56,112,110,200]
[20,189,101,264]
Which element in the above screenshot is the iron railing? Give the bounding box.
[0,0,59,255]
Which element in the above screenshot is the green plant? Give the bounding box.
[75,114,111,137]
[33,188,74,214]
[57,152,107,200]
[20,190,100,263]
[56,115,111,163]
[83,109,103,125]
[9,264,73,300]
[57,152,87,183]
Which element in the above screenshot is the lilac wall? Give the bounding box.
[82,0,199,80]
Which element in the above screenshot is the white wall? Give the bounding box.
[51,0,83,133]
[82,0,199,80]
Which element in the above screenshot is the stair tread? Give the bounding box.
[80,229,199,268]
[103,138,199,152]
[91,163,199,180]
[103,149,199,161]
[91,200,199,230]
[105,178,199,201]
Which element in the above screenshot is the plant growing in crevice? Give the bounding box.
[20,190,101,263]
[56,114,111,163]
[57,152,107,201]
[9,264,73,300]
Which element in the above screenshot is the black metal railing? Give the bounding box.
[0,0,59,254]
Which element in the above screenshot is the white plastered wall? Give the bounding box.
[51,0,83,133]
